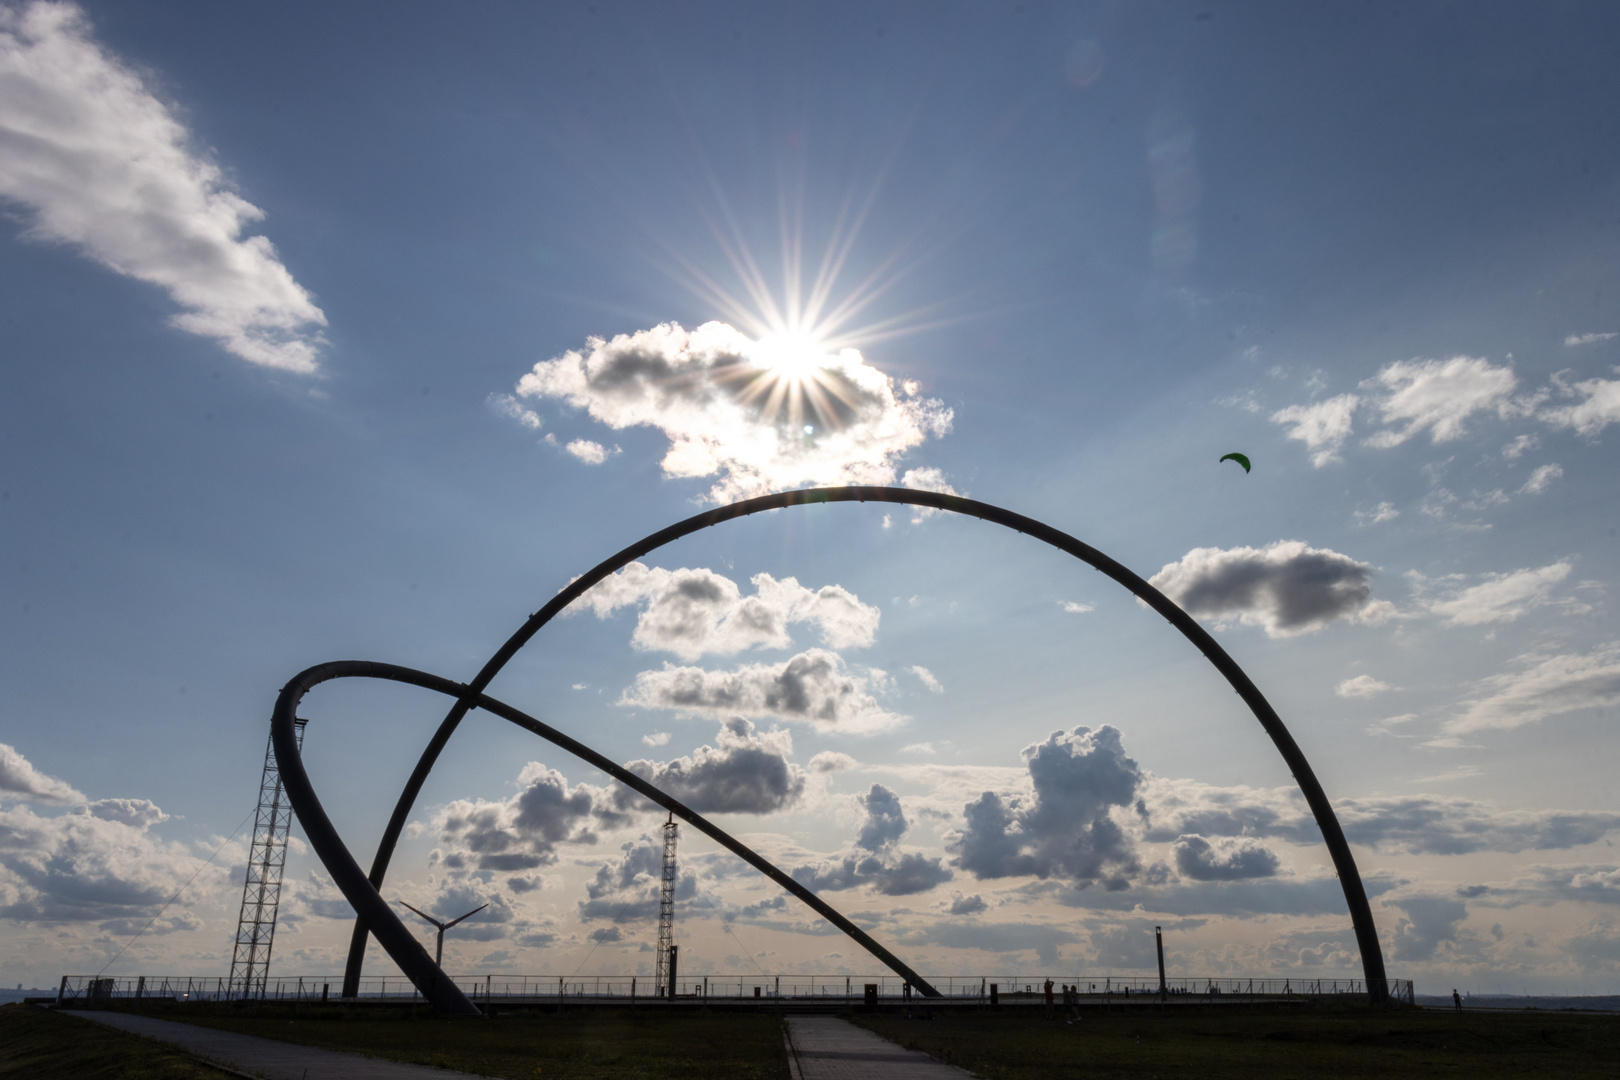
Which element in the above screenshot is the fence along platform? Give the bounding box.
[56,973,1414,1007]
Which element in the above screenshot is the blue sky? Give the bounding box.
[3,0,1619,993]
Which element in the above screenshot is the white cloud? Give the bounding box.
[1270,394,1359,466]
[900,742,937,755]
[1148,540,1377,637]
[0,2,326,371]
[1424,561,1573,626]
[1445,642,1620,734]
[1060,600,1095,613]
[0,743,84,805]
[1518,463,1563,495]
[899,467,960,521]
[1336,675,1395,698]
[0,801,214,922]
[640,732,670,748]
[907,666,943,693]
[564,438,615,465]
[510,320,953,502]
[808,751,858,773]
[1501,434,1539,459]
[1362,357,1518,447]
[1564,332,1618,347]
[487,393,541,429]
[621,648,901,733]
[576,562,879,661]
[1354,502,1400,525]
[1541,376,1620,436]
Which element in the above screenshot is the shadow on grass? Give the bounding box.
[0,1003,221,1079]
[143,1002,790,1080]
[853,1004,1620,1080]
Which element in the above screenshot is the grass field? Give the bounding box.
[854,1004,1620,1079]
[0,1003,220,1079]
[176,1003,791,1079]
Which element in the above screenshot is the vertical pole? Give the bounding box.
[1155,926,1167,1002]
[667,945,679,1001]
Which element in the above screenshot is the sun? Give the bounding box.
[750,331,827,380]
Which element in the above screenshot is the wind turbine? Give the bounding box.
[397,900,488,967]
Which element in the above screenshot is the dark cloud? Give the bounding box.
[948,893,987,916]
[433,763,614,874]
[791,784,953,897]
[616,719,805,815]
[1172,835,1281,881]
[1389,896,1468,961]
[1148,541,1378,637]
[621,649,900,732]
[589,926,622,944]
[1140,778,1620,856]
[950,726,1141,887]
[578,836,698,925]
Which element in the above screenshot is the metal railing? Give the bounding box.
[56,973,1414,1007]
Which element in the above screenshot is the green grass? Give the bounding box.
[171,1003,791,1079]
[853,1004,1620,1079]
[0,1003,222,1079]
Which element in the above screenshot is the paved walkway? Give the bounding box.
[785,1016,974,1079]
[66,1009,491,1080]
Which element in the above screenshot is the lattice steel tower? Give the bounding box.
[228,718,305,999]
[654,812,678,997]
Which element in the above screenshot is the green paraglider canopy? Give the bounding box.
[1220,452,1251,473]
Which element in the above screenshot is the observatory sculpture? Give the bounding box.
[268,486,1391,1016]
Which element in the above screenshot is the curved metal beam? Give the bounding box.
[276,659,943,1012]
[337,486,1389,1004]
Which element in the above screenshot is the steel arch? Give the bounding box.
[315,485,1387,1008]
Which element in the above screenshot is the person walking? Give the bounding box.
[1452,988,1462,1012]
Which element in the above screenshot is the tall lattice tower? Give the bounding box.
[654,813,678,997]
[227,718,306,999]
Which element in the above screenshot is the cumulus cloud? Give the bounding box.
[947,892,988,915]
[1270,394,1359,466]
[0,800,211,923]
[577,563,879,661]
[1444,642,1620,735]
[1336,675,1394,698]
[949,726,1141,888]
[579,835,698,924]
[1148,541,1376,637]
[565,439,616,464]
[641,732,671,748]
[791,783,953,897]
[87,798,168,829]
[0,743,84,804]
[1171,834,1280,881]
[1542,376,1620,436]
[620,648,901,733]
[1564,332,1617,347]
[616,719,805,816]
[432,763,616,874]
[1362,357,1519,447]
[808,751,857,773]
[0,2,326,371]
[510,320,952,502]
[1423,562,1573,626]
[487,393,541,429]
[1518,463,1563,494]
[1389,896,1468,961]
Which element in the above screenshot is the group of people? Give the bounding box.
[1042,979,1084,1023]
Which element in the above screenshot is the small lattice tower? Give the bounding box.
[227,718,305,999]
[654,812,678,996]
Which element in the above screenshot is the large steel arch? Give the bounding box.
[330,485,1389,1006]
[271,660,941,1016]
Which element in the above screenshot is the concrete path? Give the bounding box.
[65,1009,491,1080]
[785,1016,974,1079]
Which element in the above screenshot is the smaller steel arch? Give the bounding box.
[271,658,943,1016]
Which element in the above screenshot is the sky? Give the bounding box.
[2,0,1619,995]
